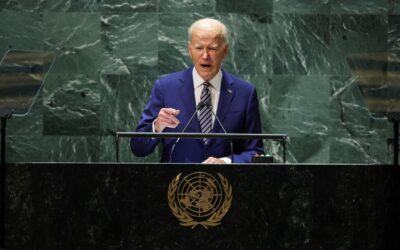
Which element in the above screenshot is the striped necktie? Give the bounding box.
[199,82,212,136]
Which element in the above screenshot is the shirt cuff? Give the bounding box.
[152,119,159,133]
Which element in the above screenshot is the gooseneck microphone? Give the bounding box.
[203,100,235,163]
[169,101,206,163]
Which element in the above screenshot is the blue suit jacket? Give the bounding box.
[130,66,264,163]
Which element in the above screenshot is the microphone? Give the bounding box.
[203,100,235,163]
[169,101,205,163]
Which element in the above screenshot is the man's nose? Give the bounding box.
[201,49,210,59]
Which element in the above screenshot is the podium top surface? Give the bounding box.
[116,131,288,140]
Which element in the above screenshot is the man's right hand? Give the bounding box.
[154,108,180,132]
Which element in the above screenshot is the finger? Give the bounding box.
[157,116,180,129]
[202,157,215,164]
[164,108,180,116]
[214,159,225,164]
[203,157,226,164]
[159,108,180,124]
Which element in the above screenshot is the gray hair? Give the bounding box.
[188,18,229,45]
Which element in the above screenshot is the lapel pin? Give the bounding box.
[227,89,232,94]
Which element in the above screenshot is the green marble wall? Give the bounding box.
[1,0,399,163]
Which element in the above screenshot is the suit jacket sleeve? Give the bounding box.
[130,79,163,157]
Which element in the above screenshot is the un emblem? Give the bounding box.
[167,172,233,228]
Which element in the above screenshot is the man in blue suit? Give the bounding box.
[131,18,263,163]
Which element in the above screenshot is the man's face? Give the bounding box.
[188,29,228,81]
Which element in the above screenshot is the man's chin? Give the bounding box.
[199,74,213,81]
[197,68,216,81]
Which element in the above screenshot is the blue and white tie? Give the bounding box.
[199,82,212,137]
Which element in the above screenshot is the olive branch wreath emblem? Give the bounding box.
[167,172,233,229]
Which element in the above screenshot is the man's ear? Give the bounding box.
[188,43,193,59]
[223,44,229,58]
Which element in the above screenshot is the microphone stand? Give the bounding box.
[169,102,205,163]
[204,102,234,163]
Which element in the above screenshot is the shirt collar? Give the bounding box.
[192,67,222,91]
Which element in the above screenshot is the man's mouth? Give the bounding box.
[200,64,212,68]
